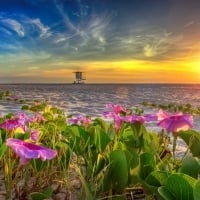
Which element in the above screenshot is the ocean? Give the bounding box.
[1,83,199,155]
[0,83,200,130]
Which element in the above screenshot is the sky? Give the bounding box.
[1,0,200,83]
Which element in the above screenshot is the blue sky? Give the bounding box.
[1,0,200,83]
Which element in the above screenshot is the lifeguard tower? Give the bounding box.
[73,71,86,84]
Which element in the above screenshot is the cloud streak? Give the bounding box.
[1,18,25,37]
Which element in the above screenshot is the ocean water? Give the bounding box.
[1,83,200,155]
[0,83,200,129]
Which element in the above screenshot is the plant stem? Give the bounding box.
[172,134,177,167]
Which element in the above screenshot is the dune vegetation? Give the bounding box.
[0,91,200,200]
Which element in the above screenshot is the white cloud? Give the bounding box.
[1,18,25,37]
[87,17,109,44]
[54,37,66,43]
[28,18,51,38]
[144,44,156,57]
[184,21,194,28]
[55,1,110,48]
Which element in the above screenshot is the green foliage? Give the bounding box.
[109,149,129,191]
[0,143,7,158]
[30,187,53,200]
[179,130,200,157]
[179,155,200,178]
[139,152,156,180]
[21,104,29,110]
[146,171,170,187]
[1,93,200,199]
[158,173,196,200]
[194,180,200,200]
[90,125,111,153]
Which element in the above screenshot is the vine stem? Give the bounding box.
[172,134,178,168]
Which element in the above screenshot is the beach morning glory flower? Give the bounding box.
[81,116,93,126]
[0,119,26,132]
[123,115,145,124]
[0,112,29,132]
[104,104,156,132]
[30,129,40,142]
[157,109,193,133]
[6,138,57,165]
[17,112,29,125]
[29,113,45,123]
[106,104,127,114]
[103,111,123,132]
[68,115,92,126]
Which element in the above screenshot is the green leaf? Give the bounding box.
[109,149,128,191]
[131,121,147,137]
[180,155,200,178]
[194,180,200,200]
[146,171,170,187]
[101,166,112,192]
[124,150,139,185]
[129,122,149,151]
[30,192,48,200]
[93,117,110,132]
[119,127,137,151]
[158,186,176,200]
[0,129,6,144]
[42,186,53,197]
[21,104,29,110]
[161,173,196,200]
[14,132,26,140]
[31,159,46,172]
[94,126,111,153]
[0,143,7,158]
[94,153,106,176]
[179,130,200,157]
[139,152,156,180]
[30,186,53,199]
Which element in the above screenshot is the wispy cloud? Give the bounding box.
[1,18,25,37]
[184,20,195,28]
[54,0,111,50]
[1,0,200,69]
[0,27,12,35]
[27,18,51,38]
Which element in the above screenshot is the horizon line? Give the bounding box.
[0,82,200,85]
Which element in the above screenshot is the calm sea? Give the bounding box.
[0,83,200,130]
[1,83,200,154]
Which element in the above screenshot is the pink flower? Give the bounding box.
[0,119,27,132]
[0,112,29,132]
[6,138,57,165]
[17,112,29,125]
[104,104,157,133]
[123,115,145,124]
[106,104,127,114]
[30,129,39,142]
[157,109,193,133]
[68,115,92,126]
[81,116,92,126]
[143,114,158,122]
[29,113,45,123]
[157,109,169,121]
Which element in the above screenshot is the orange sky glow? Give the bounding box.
[1,0,200,83]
